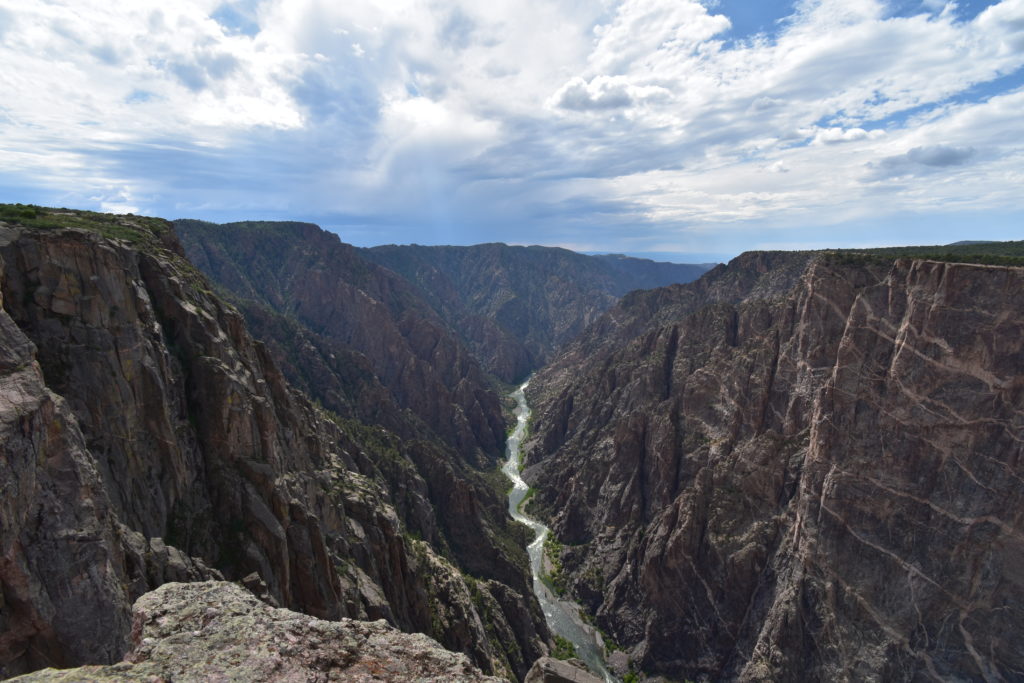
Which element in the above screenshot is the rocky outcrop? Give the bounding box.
[524,657,604,683]
[0,212,546,680]
[11,581,506,682]
[363,243,714,382]
[525,252,1024,680]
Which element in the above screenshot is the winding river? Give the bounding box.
[503,381,616,682]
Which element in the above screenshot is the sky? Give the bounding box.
[0,0,1022,262]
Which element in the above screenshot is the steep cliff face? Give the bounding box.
[171,218,553,678]
[0,220,221,676]
[174,219,506,465]
[526,253,1024,680]
[363,243,714,382]
[0,253,134,673]
[0,213,546,680]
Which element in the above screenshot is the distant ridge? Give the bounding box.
[588,252,716,291]
[361,242,715,381]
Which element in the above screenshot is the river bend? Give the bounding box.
[502,382,615,682]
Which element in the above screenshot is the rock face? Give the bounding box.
[363,243,714,382]
[0,213,546,680]
[0,220,221,675]
[525,252,1024,680]
[11,581,506,682]
[174,219,506,464]
[174,219,554,678]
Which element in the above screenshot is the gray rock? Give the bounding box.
[524,656,604,683]
[0,249,132,676]
[0,214,545,680]
[526,253,1024,681]
[10,581,507,682]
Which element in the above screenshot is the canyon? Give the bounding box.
[523,250,1024,680]
[1,204,1021,682]
[0,211,547,680]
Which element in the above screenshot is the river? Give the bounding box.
[502,381,616,682]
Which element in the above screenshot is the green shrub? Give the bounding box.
[551,634,577,660]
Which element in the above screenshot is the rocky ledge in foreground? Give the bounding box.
[11,581,505,682]
[523,657,604,683]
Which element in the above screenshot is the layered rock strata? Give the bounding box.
[525,253,1024,680]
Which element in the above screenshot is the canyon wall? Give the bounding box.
[175,219,506,465]
[363,243,713,382]
[0,213,546,680]
[525,252,1024,680]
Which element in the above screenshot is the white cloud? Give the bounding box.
[0,0,1022,252]
[813,126,885,144]
[549,75,673,111]
[536,0,1024,235]
[975,0,1024,53]
[586,0,731,74]
[0,0,309,200]
[905,144,977,166]
[552,76,634,110]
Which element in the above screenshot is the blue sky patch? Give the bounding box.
[211,1,261,37]
[709,0,796,43]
